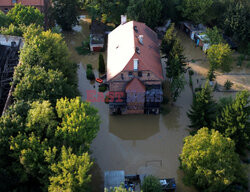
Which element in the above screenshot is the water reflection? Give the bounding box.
[109,115,160,140]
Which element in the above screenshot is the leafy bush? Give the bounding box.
[141,175,162,192]
[75,40,90,55]
[188,70,194,76]
[98,85,107,92]
[224,80,233,90]
[87,64,92,70]
[86,68,95,80]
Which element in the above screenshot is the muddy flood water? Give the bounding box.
[63,18,242,192]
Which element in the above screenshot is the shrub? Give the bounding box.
[188,70,194,76]
[87,64,92,70]
[98,85,107,92]
[86,68,95,80]
[224,80,233,90]
[141,175,162,192]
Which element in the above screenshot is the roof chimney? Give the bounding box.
[121,15,127,25]
[139,35,143,45]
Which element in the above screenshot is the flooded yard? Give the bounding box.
[64,18,248,192]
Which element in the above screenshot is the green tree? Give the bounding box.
[98,53,105,73]
[204,26,224,45]
[180,128,246,192]
[223,1,250,43]
[127,0,162,28]
[213,91,250,154]
[55,97,100,152]
[20,29,78,87]
[207,43,232,72]
[12,65,71,104]
[7,3,44,26]
[187,81,216,131]
[85,0,129,25]
[105,185,131,192]
[162,26,186,102]
[161,23,177,58]
[47,146,92,192]
[0,10,9,27]
[141,175,162,192]
[177,0,214,24]
[52,0,80,30]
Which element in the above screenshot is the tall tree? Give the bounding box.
[20,29,78,88]
[55,97,100,152]
[177,0,214,24]
[98,53,105,73]
[180,128,246,192]
[0,10,9,27]
[187,81,217,131]
[7,3,44,26]
[85,0,129,25]
[12,65,71,104]
[47,146,92,192]
[52,0,80,30]
[204,26,224,45]
[161,24,186,102]
[127,0,162,28]
[213,91,250,154]
[223,1,250,44]
[207,43,232,72]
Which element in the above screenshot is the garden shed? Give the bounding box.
[90,19,106,52]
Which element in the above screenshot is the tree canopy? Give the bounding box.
[223,1,250,44]
[20,29,78,88]
[187,81,217,131]
[0,10,9,27]
[213,91,250,154]
[207,43,232,72]
[204,26,224,45]
[180,128,246,192]
[7,3,44,26]
[127,0,162,28]
[12,65,70,104]
[178,0,214,24]
[52,0,80,30]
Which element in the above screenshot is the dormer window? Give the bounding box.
[133,59,138,71]
[135,47,140,54]
[128,71,133,77]
[134,26,138,33]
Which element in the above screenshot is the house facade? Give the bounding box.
[107,21,163,115]
[0,0,45,13]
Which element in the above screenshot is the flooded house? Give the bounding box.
[107,19,164,115]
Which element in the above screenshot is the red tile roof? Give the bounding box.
[126,78,146,93]
[107,21,163,81]
[0,0,44,7]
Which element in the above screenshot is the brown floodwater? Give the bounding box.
[66,20,243,192]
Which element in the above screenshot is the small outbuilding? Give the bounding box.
[89,20,106,52]
[180,21,206,40]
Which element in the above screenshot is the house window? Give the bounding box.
[12,0,17,3]
[133,59,138,71]
[138,71,142,77]
[147,73,150,77]
[128,72,133,77]
[121,73,124,80]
